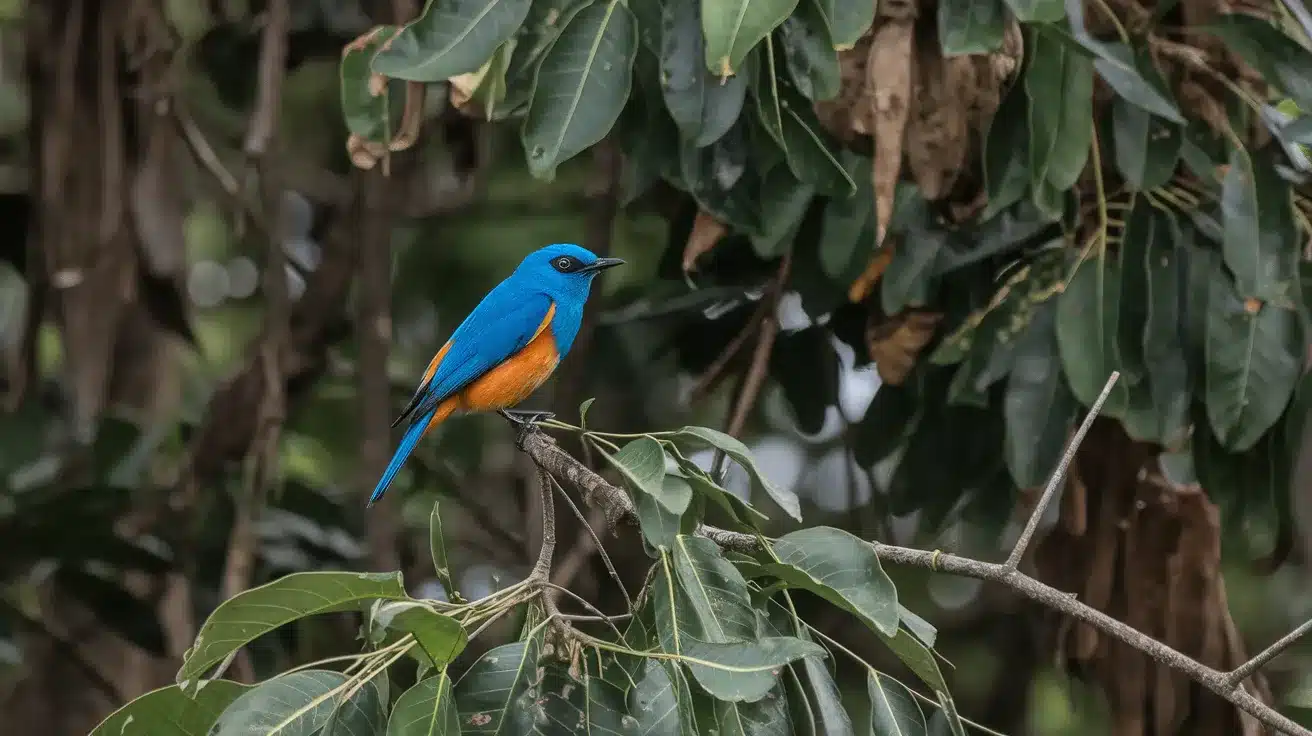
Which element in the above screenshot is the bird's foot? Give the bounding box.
[498,409,555,449]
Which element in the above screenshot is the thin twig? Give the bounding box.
[1004,372,1120,569]
[547,474,632,608]
[1225,618,1312,688]
[687,295,771,401]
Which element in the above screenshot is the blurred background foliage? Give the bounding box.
[0,0,1311,734]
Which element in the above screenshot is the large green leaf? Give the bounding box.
[795,629,854,735]
[661,0,749,146]
[882,232,947,315]
[868,672,927,735]
[388,672,459,736]
[778,0,841,100]
[1063,1,1184,126]
[764,527,900,637]
[681,637,827,702]
[750,166,815,257]
[820,152,876,280]
[938,0,1007,56]
[1116,199,1156,383]
[340,27,402,143]
[668,446,770,526]
[1142,212,1192,447]
[604,436,688,514]
[774,85,856,196]
[177,572,406,683]
[371,0,532,82]
[1111,97,1181,191]
[1024,26,1093,191]
[1204,264,1302,452]
[211,670,349,736]
[674,535,758,642]
[1004,299,1077,489]
[370,601,467,667]
[1205,14,1312,112]
[636,474,697,551]
[1220,147,1300,306]
[501,0,592,112]
[716,682,792,734]
[90,682,250,736]
[522,1,638,180]
[703,0,799,76]
[671,426,803,521]
[454,636,544,734]
[1056,259,1127,412]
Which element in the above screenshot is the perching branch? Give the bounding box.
[517,373,1312,736]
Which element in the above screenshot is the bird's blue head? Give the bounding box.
[510,243,624,303]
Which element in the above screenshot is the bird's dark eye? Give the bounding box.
[553,256,576,272]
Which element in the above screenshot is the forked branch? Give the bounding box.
[518,373,1312,736]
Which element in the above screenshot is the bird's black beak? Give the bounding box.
[579,257,625,273]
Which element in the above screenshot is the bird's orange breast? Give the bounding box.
[456,307,561,412]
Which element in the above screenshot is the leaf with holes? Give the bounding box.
[505,661,629,734]
[341,26,402,143]
[372,0,532,82]
[762,526,900,637]
[522,1,638,180]
[177,572,407,683]
[454,635,544,733]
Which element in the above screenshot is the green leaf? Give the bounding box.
[1204,265,1302,452]
[1142,212,1192,446]
[981,83,1030,220]
[662,0,749,146]
[637,474,695,551]
[1004,300,1077,488]
[795,631,854,735]
[751,167,815,257]
[323,670,389,736]
[749,40,788,148]
[681,637,827,702]
[765,526,900,637]
[668,446,770,526]
[501,0,591,113]
[1089,42,1184,123]
[878,629,949,694]
[881,233,946,315]
[776,85,856,196]
[820,152,876,280]
[629,659,682,736]
[1117,199,1155,383]
[371,0,532,82]
[674,535,759,642]
[868,672,927,735]
[671,426,802,521]
[703,0,800,76]
[1111,97,1181,191]
[507,661,629,734]
[680,121,764,233]
[1001,0,1064,23]
[370,601,468,667]
[605,436,688,514]
[522,1,638,180]
[938,0,1007,56]
[1025,26,1093,191]
[388,672,459,736]
[1205,14,1312,112]
[829,0,877,48]
[90,682,249,736]
[898,608,938,648]
[212,670,348,736]
[779,0,841,100]
[177,572,406,683]
[429,501,459,601]
[716,681,793,734]
[340,27,402,143]
[1220,147,1300,306]
[454,636,544,733]
[935,693,967,736]
[1056,259,1127,412]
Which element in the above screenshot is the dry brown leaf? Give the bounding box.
[848,246,894,302]
[866,309,941,385]
[868,20,914,246]
[905,40,972,200]
[683,210,729,272]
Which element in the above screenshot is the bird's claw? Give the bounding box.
[498,409,555,449]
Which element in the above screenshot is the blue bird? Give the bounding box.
[369,244,623,506]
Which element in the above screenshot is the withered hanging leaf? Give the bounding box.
[868,310,943,385]
[683,210,731,272]
[868,19,915,246]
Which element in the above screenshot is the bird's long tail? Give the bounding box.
[368,402,453,506]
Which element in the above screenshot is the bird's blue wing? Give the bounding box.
[395,285,554,427]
